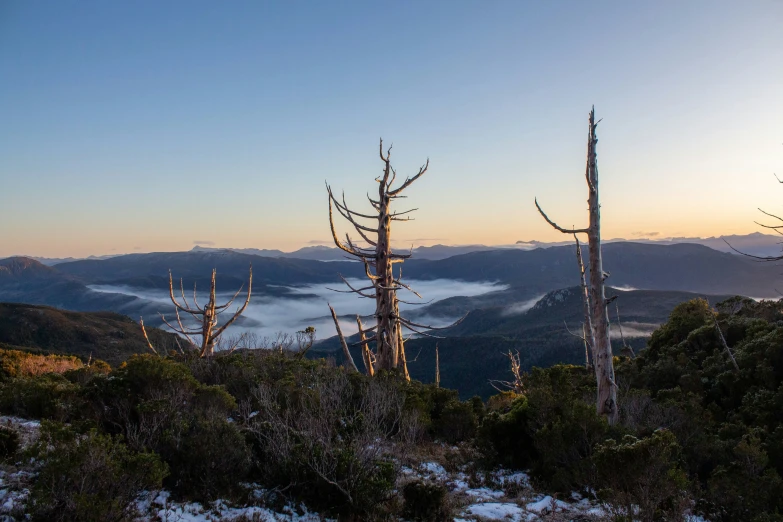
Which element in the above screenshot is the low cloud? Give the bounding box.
[501,295,545,316]
[610,322,658,338]
[89,279,504,343]
[133,246,142,250]
[193,240,215,246]
[632,231,660,237]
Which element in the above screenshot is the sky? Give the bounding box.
[1,1,782,258]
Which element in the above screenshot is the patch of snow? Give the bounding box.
[491,469,530,487]
[465,502,526,521]
[134,491,333,522]
[464,487,505,502]
[419,461,447,477]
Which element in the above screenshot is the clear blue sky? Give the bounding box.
[1,1,781,257]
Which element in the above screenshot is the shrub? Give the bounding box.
[246,364,402,516]
[82,355,250,501]
[402,480,451,521]
[476,395,533,469]
[27,421,167,522]
[164,416,251,501]
[435,399,478,444]
[593,429,690,522]
[706,432,783,521]
[0,347,83,380]
[0,373,79,420]
[0,426,20,460]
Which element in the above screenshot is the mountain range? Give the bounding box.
[2,241,781,326]
[20,232,783,265]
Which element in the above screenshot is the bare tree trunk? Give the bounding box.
[435,344,440,388]
[329,304,358,372]
[575,235,595,368]
[357,315,375,376]
[584,108,618,424]
[616,301,635,358]
[535,107,617,424]
[714,315,740,371]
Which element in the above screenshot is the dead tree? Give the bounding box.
[489,350,524,395]
[140,266,252,357]
[713,315,740,372]
[615,300,635,358]
[575,234,595,368]
[356,315,375,376]
[535,107,618,424]
[435,344,440,388]
[326,139,435,378]
[329,304,358,372]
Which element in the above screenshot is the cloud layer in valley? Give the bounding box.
[90,279,506,344]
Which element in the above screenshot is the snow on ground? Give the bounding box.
[461,502,526,521]
[134,490,332,521]
[409,461,608,521]
[0,417,709,522]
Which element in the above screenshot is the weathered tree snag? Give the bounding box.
[326,139,430,379]
[357,315,375,376]
[535,107,618,424]
[615,300,635,358]
[714,315,740,372]
[140,266,252,358]
[435,344,440,388]
[139,317,158,355]
[329,304,358,372]
[489,350,525,394]
[575,234,595,368]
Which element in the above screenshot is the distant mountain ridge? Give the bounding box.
[2,241,781,322]
[19,232,781,264]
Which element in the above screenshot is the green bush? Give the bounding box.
[0,426,20,460]
[164,416,251,501]
[593,429,689,522]
[27,421,167,522]
[435,399,478,443]
[0,373,79,420]
[402,480,451,521]
[706,432,783,521]
[246,363,401,516]
[476,395,533,469]
[82,355,250,501]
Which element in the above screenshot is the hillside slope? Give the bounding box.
[0,257,163,320]
[0,302,181,365]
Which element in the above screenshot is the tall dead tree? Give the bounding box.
[141,267,252,357]
[535,107,618,424]
[326,139,435,377]
[575,234,595,368]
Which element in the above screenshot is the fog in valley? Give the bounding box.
[90,279,507,343]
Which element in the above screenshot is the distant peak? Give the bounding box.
[0,256,55,277]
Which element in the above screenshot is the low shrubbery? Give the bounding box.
[0,425,19,460]
[401,480,451,521]
[27,421,167,522]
